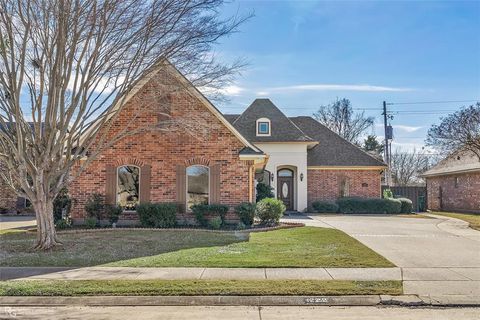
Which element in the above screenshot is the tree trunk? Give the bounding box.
[33,197,62,250]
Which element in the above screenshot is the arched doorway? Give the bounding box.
[277,168,294,211]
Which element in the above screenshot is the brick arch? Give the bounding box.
[113,158,146,168]
[184,157,210,167]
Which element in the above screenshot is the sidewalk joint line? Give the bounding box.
[323,268,334,280]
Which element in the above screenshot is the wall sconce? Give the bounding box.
[300,173,304,181]
[271,174,274,182]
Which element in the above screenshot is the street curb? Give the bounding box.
[1,295,479,307]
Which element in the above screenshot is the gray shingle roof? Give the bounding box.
[290,116,386,167]
[224,114,240,124]
[230,99,314,143]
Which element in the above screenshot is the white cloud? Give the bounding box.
[219,85,245,96]
[394,125,424,133]
[376,124,423,133]
[256,91,270,96]
[266,84,413,92]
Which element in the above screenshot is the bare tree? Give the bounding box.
[390,148,426,186]
[313,98,374,144]
[426,103,480,161]
[0,0,250,250]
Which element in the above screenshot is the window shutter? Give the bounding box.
[210,163,221,204]
[176,164,186,213]
[139,164,151,203]
[16,197,26,209]
[105,165,116,205]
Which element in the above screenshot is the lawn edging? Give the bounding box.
[55,222,305,235]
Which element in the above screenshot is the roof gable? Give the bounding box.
[98,60,262,154]
[290,116,386,167]
[231,99,313,143]
[422,149,480,177]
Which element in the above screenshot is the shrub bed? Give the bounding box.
[256,198,286,226]
[191,204,229,227]
[137,203,177,228]
[311,200,339,213]
[336,197,402,214]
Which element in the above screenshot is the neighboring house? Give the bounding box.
[0,62,385,222]
[422,149,480,213]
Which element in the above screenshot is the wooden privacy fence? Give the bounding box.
[382,186,427,212]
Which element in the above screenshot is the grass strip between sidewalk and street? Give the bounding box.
[430,212,480,231]
[0,280,402,296]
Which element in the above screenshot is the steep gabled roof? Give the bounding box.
[90,60,263,156]
[290,116,386,167]
[230,99,314,143]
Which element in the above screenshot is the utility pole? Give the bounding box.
[382,101,391,187]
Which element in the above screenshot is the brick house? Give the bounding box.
[0,61,386,223]
[422,150,480,213]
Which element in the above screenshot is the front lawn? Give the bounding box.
[431,212,480,231]
[0,280,402,296]
[0,227,393,267]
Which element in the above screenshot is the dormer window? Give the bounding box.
[256,118,271,136]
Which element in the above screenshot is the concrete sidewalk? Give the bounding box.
[1,266,402,281]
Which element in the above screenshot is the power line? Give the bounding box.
[388,99,478,105]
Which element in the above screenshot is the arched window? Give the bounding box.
[186,165,209,209]
[278,169,293,177]
[117,165,140,210]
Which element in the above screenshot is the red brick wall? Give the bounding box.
[307,169,382,206]
[426,172,480,213]
[0,178,17,213]
[69,67,251,223]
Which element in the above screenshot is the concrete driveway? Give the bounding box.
[302,214,480,298]
[307,214,480,268]
[0,215,36,231]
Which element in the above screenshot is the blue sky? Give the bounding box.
[215,0,480,151]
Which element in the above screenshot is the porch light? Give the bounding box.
[300,173,304,181]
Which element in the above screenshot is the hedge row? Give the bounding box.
[311,197,414,214]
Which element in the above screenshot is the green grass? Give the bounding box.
[0,227,393,268]
[0,280,402,296]
[431,212,480,231]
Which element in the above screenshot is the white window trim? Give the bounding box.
[256,118,271,136]
[116,165,141,210]
[186,164,210,211]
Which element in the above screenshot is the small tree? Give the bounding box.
[0,0,250,249]
[426,103,480,161]
[313,98,374,144]
[363,135,384,156]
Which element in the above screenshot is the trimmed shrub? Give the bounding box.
[209,216,222,230]
[105,205,123,225]
[336,197,402,214]
[311,200,339,213]
[191,204,229,227]
[397,198,413,213]
[55,218,72,230]
[255,198,286,226]
[84,217,97,229]
[234,202,256,227]
[84,193,104,219]
[256,183,274,202]
[137,203,177,228]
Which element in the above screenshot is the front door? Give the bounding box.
[277,169,294,211]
